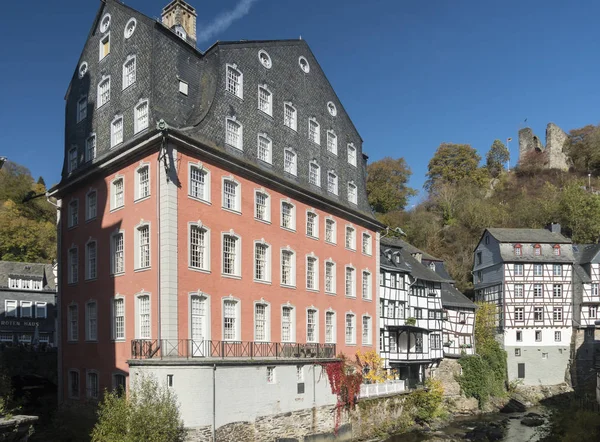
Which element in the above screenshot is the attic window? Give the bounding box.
[78,62,88,79]
[179,80,188,96]
[514,244,522,256]
[429,262,435,271]
[100,14,111,33]
[299,56,310,73]
[553,245,561,256]
[534,244,541,256]
[258,50,272,69]
[124,18,137,39]
[327,102,337,116]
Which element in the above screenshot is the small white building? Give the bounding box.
[441,284,476,357]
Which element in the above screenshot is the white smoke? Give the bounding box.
[197,0,259,43]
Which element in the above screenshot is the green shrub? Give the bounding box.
[406,378,445,422]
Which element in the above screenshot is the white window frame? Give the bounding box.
[68,199,79,228]
[110,176,125,211]
[68,246,79,284]
[99,33,110,61]
[254,188,271,223]
[258,49,272,68]
[221,176,241,213]
[326,130,337,155]
[283,102,297,131]
[112,296,125,341]
[20,301,33,318]
[122,55,136,90]
[77,96,87,123]
[86,301,98,341]
[110,230,125,275]
[68,304,79,342]
[281,304,296,343]
[347,143,357,167]
[306,254,319,291]
[362,315,372,345]
[533,264,543,277]
[362,232,372,255]
[283,148,297,176]
[309,161,321,187]
[325,310,336,343]
[135,163,151,201]
[189,222,210,272]
[221,231,242,277]
[35,302,47,319]
[257,133,272,164]
[345,265,356,298]
[280,200,296,231]
[111,115,124,148]
[135,222,151,270]
[325,217,337,244]
[136,293,152,339]
[553,307,563,322]
[306,210,318,238]
[308,118,320,145]
[222,297,241,341]
[553,264,562,277]
[124,17,137,39]
[225,117,243,150]
[85,239,97,280]
[225,64,243,99]
[100,13,111,33]
[324,260,336,294]
[85,134,96,162]
[345,225,356,250]
[188,162,211,203]
[254,301,271,342]
[254,240,272,283]
[280,247,296,287]
[362,270,372,300]
[348,181,358,205]
[134,99,149,134]
[514,264,523,276]
[97,76,110,108]
[5,300,17,318]
[327,171,338,195]
[345,313,356,345]
[257,84,273,116]
[306,308,319,343]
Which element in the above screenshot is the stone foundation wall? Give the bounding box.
[432,358,462,397]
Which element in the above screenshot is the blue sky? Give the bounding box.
[1,0,599,204]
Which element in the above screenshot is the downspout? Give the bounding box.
[47,194,62,402]
[156,121,168,346]
[213,364,216,441]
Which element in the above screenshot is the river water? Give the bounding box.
[384,407,547,442]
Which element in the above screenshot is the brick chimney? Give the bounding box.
[546,223,561,234]
[162,0,197,46]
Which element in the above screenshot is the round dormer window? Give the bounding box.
[124,18,137,39]
[299,56,310,73]
[100,14,111,33]
[327,101,337,116]
[78,62,88,79]
[258,50,272,69]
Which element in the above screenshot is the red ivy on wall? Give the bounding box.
[321,358,363,434]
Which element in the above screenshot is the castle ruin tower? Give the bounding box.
[162,0,197,46]
[518,127,543,164]
[545,123,569,171]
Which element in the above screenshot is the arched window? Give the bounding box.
[553,244,561,256]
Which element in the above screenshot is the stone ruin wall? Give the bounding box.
[518,123,570,171]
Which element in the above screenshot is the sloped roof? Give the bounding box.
[486,228,571,244]
[381,237,441,261]
[399,249,451,283]
[574,243,600,264]
[574,264,592,284]
[380,248,412,273]
[441,283,476,309]
[0,261,56,291]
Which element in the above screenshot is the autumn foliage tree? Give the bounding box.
[425,143,489,192]
[486,139,510,178]
[366,157,416,214]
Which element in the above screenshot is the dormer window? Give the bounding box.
[123,56,136,90]
[258,85,272,116]
[299,56,310,73]
[99,34,110,61]
[514,244,522,256]
[258,50,272,69]
[77,96,87,123]
[553,245,561,256]
[174,25,187,40]
[226,65,243,99]
[327,101,337,116]
[327,130,337,155]
[347,182,357,204]
[124,18,137,39]
[347,143,357,167]
[97,77,110,108]
[100,14,111,33]
[534,244,541,256]
[308,118,320,144]
[78,62,88,79]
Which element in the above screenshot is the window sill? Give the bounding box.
[67,224,78,230]
[254,279,272,285]
[134,267,151,273]
[111,272,126,278]
[85,339,98,343]
[362,298,372,302]
[280,226,296,233]
[306,235,319,241]
[110,206,124,213]
[255,217,272,225]
[325,240,337,246]
[188,267,211,274]
[85,217,97,224]
[345,343,357,347]
[362,252,373,258]
[134,195,151,204]
[111,339,126,343]
[306,288,319,294]
[122,83,136,93]
[280,284,296,290]
[221,273,241,280]
[67,282,79,286]
[325,291,336,296]
[258,109,274,120]
[188,195,211,205]
[84,278,98,283]
[225,90,243,101]
[221,207,242,216]
[345,295,357,299]
[225,143,243,152]
[345,247,356,253]
[284,125,297,133]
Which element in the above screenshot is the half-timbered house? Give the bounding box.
[441,283,476,357]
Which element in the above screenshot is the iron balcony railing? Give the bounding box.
[131,339,336,360]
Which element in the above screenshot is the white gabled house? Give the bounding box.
[441,283,476,357]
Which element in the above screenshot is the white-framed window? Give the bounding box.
[325,311,336,343]
[533,283,542,297]
[68,247,78,284]
[362,232,372,255]
[347,143,357,167]
[98,77,110,108]
[514,307,524,321]
[20,301,32,318]
[553,284,562,298]
[79,62,88,79]
[592,283,599,296]
[362,270,372,300]
[553,307,563,321]
[135,100,149,134]
[327,171,338,195]
[327,101,337,116]
[345,226,356,250]
[190,293,209,343]
[136,224,151,269]
[35,302,47,319]
[306,255,318,291]
[179,80,188,95]
[189,223,210,271]
[281,248,296,287]
[113,297,125,340]
[254,189,271,222]
[32,280,42,291]
[189,163,210,202]
[135,164,150,200]
[327,130,337,155]
[111,115,123,147]
[514,264,524,276]
[226,64,243,99]
[225,117,243,150]
[68,370,80,399]
[514,284,524,297]
[299,56,310,73]
[222,177,241,212]
[86,301,98,341]
[325,218,336,244]
[5,300,17,318]
[85,134,96,162]
[86,240,97,280]
[222,232,241,277]
[345,313,356,345]
[281,305,296,342]
[306,210,318,238]
[87,371,99,400]
[254,240,271,282]
[258,49,272,68]
[553,264,562,277]
[554,331,561,342]
[111,231,125,275]
[68,147,78,173]
[99,33,110,61]
[325,260,336,294]
[307,308,318,343]
[254,302,270,342]
[257,134,272,163]
[136,294,151,339]
[362,316,372,345]
[111,177,124,210]
[309,161,321,187]
[77,96,87,123]
[223,298,240,341]
[308,118,320,144]
[284,102,297,131]
[257,85,273,116]
[100,13,111,32]
[68,199,79,228]
[124,17,137,38]
[533,264,543,277]
[283,148,297,175]
[589,306,598,319]
[345,266,356,298]
[534,307,543,321]
[348,181,357,204]
[281,201,296,231]
[123,55,136,90]
[266,366,276,384]
[68,304,79,341]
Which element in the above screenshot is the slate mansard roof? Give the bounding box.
[485,228,572,245]
[441,283,476,310]
[0,261,56,292]
[57,0,380,226]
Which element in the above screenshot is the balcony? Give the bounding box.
[130,339,336,360]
